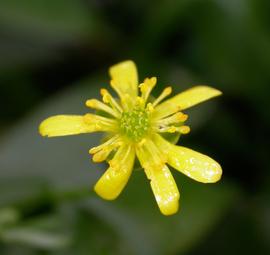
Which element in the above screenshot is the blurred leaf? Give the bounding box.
[0,208,20,228]
[1,227,70,250]
[0,212,74,251]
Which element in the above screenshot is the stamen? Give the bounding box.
[109,145,132,169]
[89,135,121,154]
[83,113,118,131]
[86,99,120,118]
[156,125,190,134]
[110,80,134,110]
[155,112,188,125]
[135,97,144,108]
[90,135,122,163]
[152,86,172,107]
[139,77,157,105]
[92,149,111,162]
[167,126,177,133]
[146,103,154,113]
[179,125,190,134]
[100,89,123,114]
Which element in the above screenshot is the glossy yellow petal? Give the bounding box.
[153,134,222,183]
[94,145,135,200]
[39,114,117,137]
[153,86,222,119]
[136,142,179,215]
[149,165,180,216]
[109,60,138,100]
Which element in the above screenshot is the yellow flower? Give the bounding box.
[39,60,222,216]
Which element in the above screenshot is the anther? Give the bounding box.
[100,88,123,114]
[92,149,110,162]
[86,99,97,108]
[155,112,188,126]
[179,125,190,134]
[146,103,154,113]
[139,77,157,106]
[152,86,172,107]
[178,113,188,122]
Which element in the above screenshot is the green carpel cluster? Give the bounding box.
[120,108,149,142]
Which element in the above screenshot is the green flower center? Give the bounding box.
[120,108,149,142]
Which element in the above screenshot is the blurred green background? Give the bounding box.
[0,0,270,254]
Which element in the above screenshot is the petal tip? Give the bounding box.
[109,60,136,73]
[39,118,52,137]
[200,162,223,183]
[209,163,223,183]
[160,200,179,216]
[198,85,223,97]
[94,184,118,201]
[109,60,138,99]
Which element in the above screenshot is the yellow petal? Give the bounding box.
[153,86,222,119]
[109,60,138,99]
[94,145,135,200]
[136,142,179,216]
[153,134,222,183]
[149,165,180,216]
[39,114,117,137]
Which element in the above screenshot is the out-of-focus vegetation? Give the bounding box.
[0,0,270,254]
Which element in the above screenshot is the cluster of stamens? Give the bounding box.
[86,76,190,163]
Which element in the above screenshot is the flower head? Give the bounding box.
[39,60,222,215]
